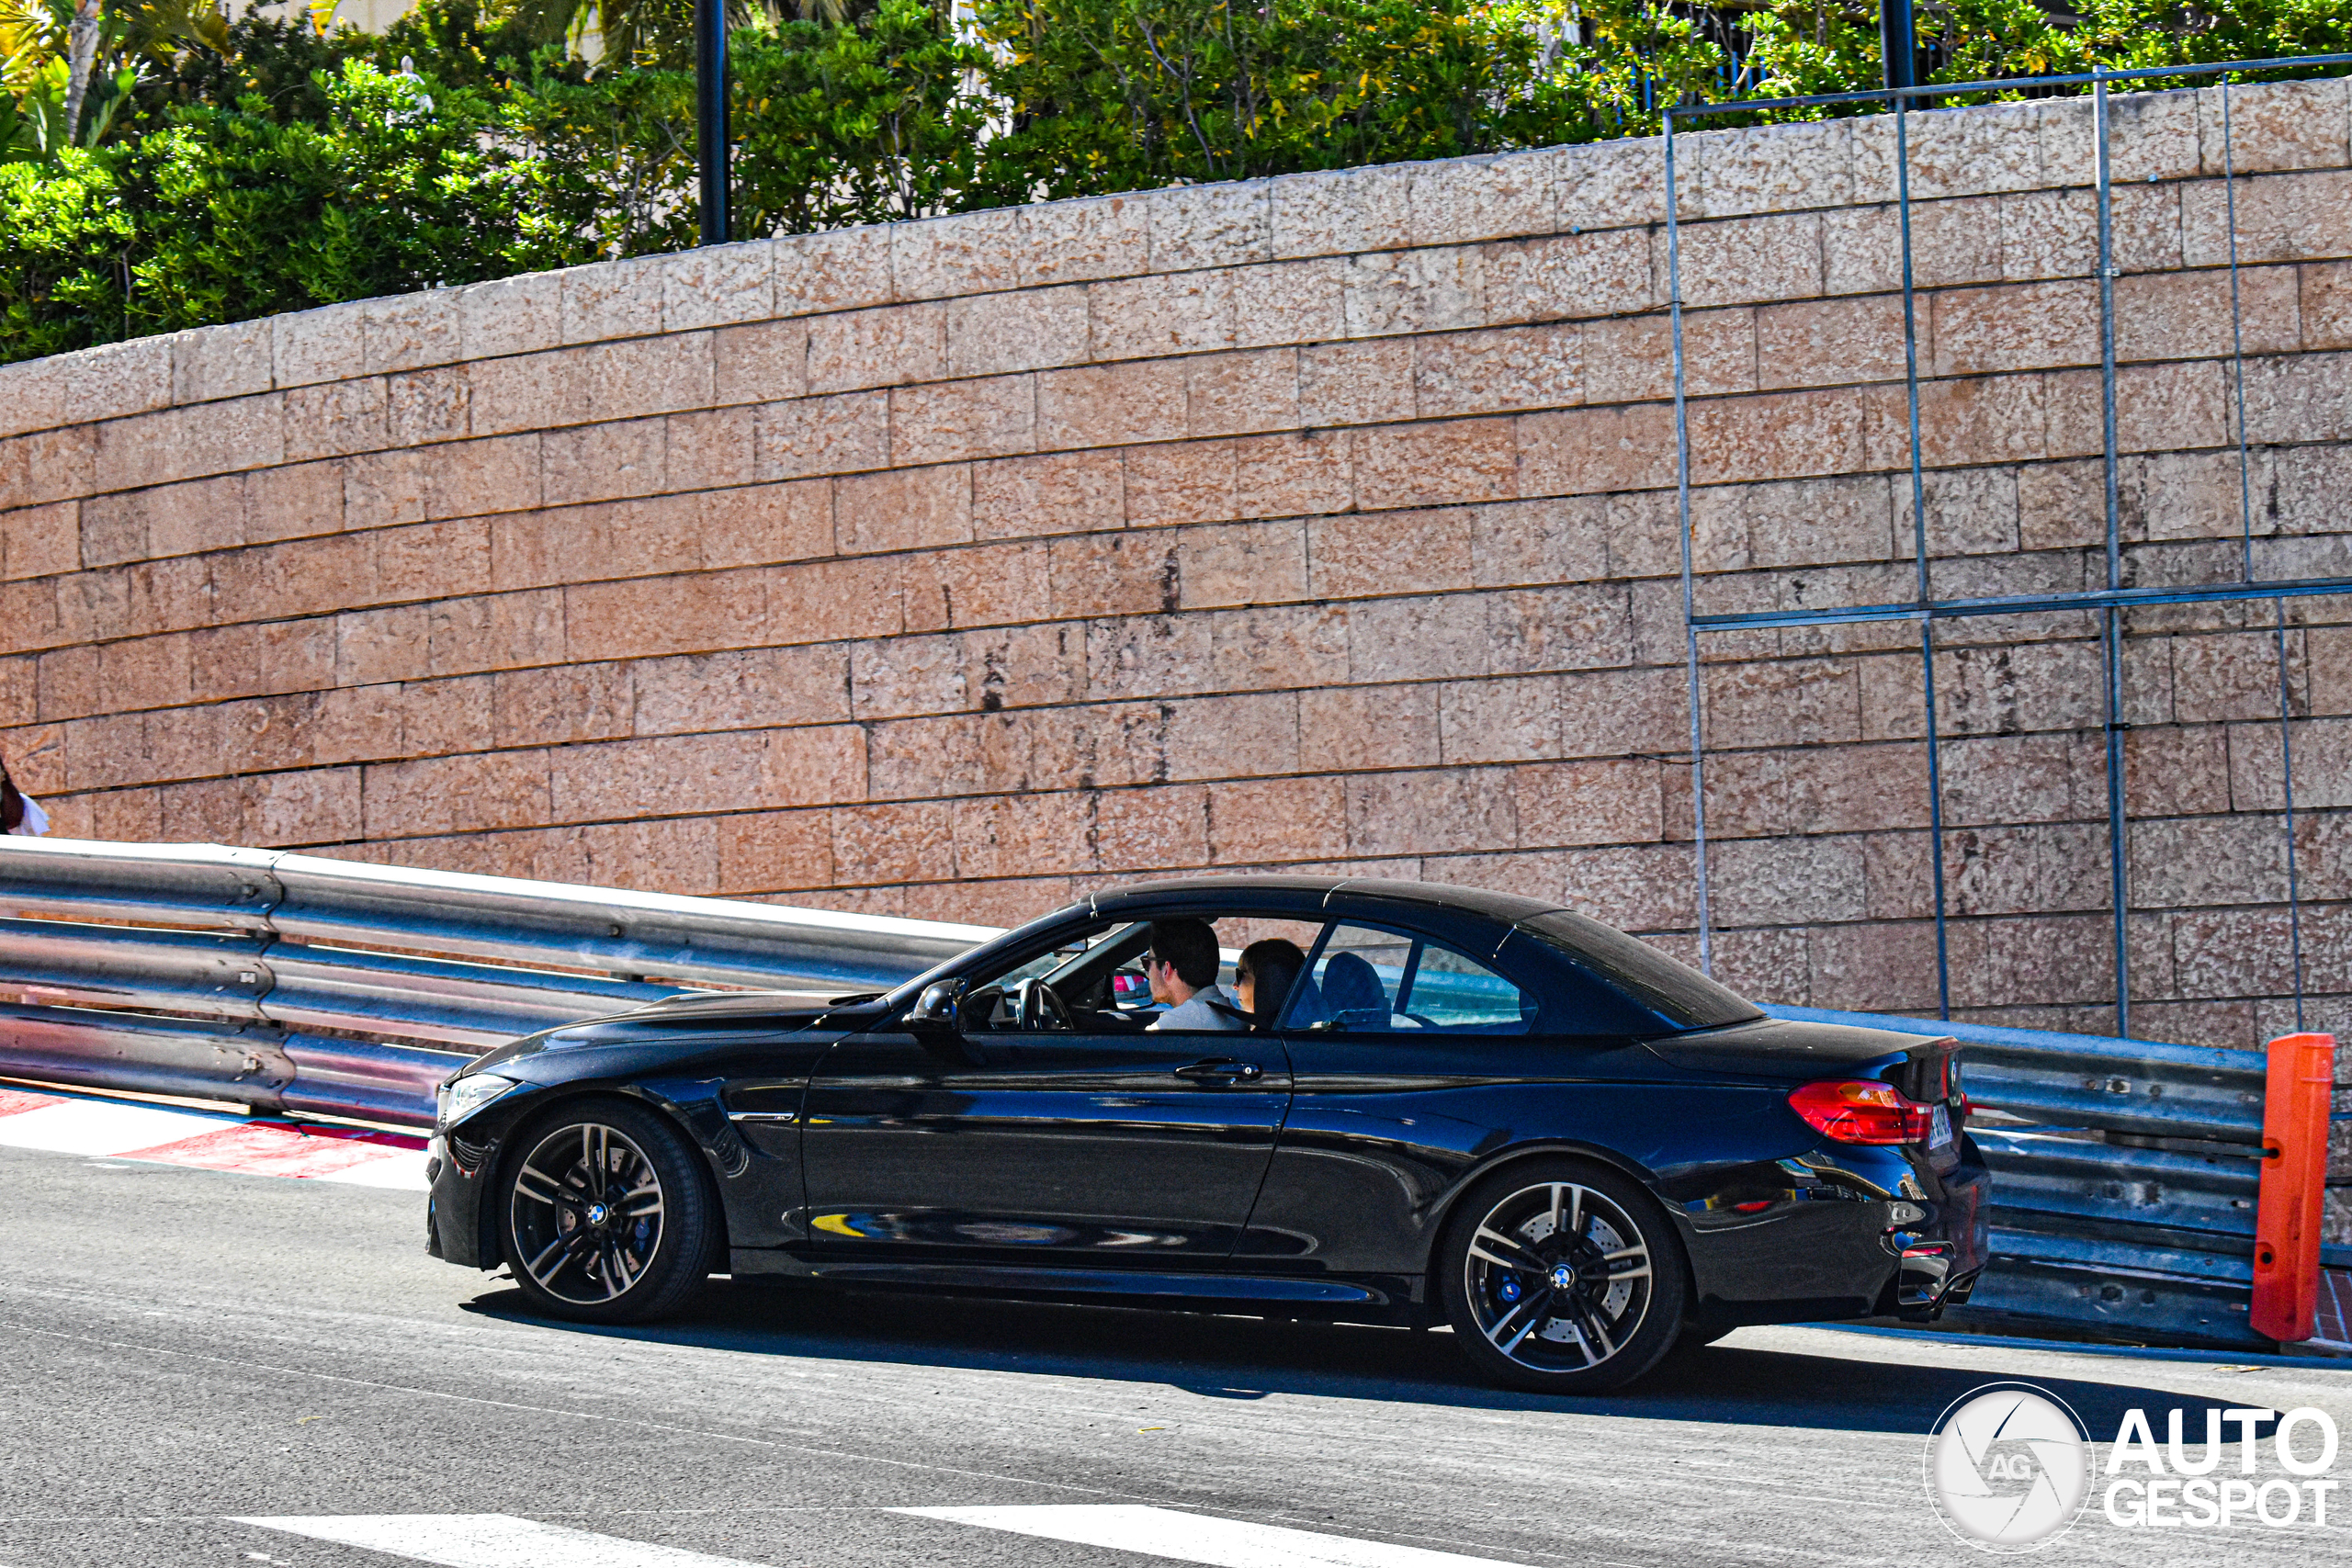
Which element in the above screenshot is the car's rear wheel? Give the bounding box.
[501,1100,717,1324]
[1440,1158,1687,1394]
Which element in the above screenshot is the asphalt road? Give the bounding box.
[4,1141,2348,1568]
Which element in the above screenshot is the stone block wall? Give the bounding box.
[6,79,2351,1048]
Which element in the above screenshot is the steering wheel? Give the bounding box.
[1013,977,1074,1032]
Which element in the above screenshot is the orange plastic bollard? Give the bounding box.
[2251,1032,2337,1343]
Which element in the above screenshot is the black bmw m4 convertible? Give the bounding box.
[425,875,1989,1393]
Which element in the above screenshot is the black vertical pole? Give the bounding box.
[695,0,729,245]
[1880,0,1916,94]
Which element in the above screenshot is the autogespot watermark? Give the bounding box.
[1923,1381,2343,1551]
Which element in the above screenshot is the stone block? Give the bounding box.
[1185,350,1299,439]
[342,448,426,531]
[1468,495,1611,589]
[1049,531,1178,618]
[657,240,775,333]
[1936,637,2104,737]
[971,451,1123,539]
[1487,583,1633,675]
[1271,164,1413,259]
[457,269,563,362]
[1557,666,1689,759]
[849,633,967,721]
[1517,757,1666,846]
[1807,919,1945,1012]
[1089,271,1237,361]
[1166,691,1300,781]
[2117,265,2301,364]
[1754,296,1905,390]
[34,645,97,721]
[550,730,766,822]
[359,291,460,377]
[767,556,907,645]
[1902,465,2018,558]
[1035,359,1189,451]
[1,423,96,511]
[364,748,550,837]
[1352,418,1516,512]
[661,407,753,492]
[1582,308,1755,403]
[1852,99,2044,204]
[1307,506,1471,600]
[96,397,284,494]
[272,302,367,389]
[718,807,834,893]
[386,367,471,446]
[70,336,176,423]
[333,604,429,687]
[1298,340,1414,427]
[1296,682,1438,773]
[577,333,714,427]
[2198,77,2351,175]
[1871,373,2050,470]
[541,415,667,507]
[1486,228,1656,324]
[1094,784,1210,872]
[1438,677,1561,763]
[1514,402,1676,500]
[1557,135,1668,232]
[1410,150,1556,246]
[891,209,1023,303]
[1148,182,1271,273]
[560,569,767,663]
[1231,256,1350,348]
[1823,197,2005,297]
[486,660,633,750]
[638,644,849,733]
[1345,593,1487,683]
[1412,324,1580,419]
[0,355,64,440]
[772,226,895,317]
[945,286,1090,380]
[1084,614,1214,702]
[1930,281,2098,376]
[2182,168,2352,267]
[1229,432,1346,523]
[466,345,584,438]
[560,258,664,345]
[713,318,808,406]
[1207,775,1345,863]
[1342,248,1487,338]
[835,464,973,555]
[1343,767,1516,858]
[1687,388,1867,486]
[1708,833,1867,925]
[832,800,955,886]
[1022,194,1152,286]
[2003,457,2107,556]
[172,318,274,406]
[808,302,946,394]
[2300,259,2352,349]
[1690,117,1854,219]
[1672,213,1823,310]
[889,376,1035,467]
[945,791,1091,881]
[757,391,889,480]
[1123,440,1237,527]
[2117,448,2252,545]
[0,580,61,655]
[1209,604,1347,693]
[425,589,566,676]
[282,377,389,463]
[1171,520,1306,611]
[2240,349,2352,446]
[3,501,80,580]
[1703,658,1862,748]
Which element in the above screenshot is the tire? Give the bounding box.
[1439,1158,1689,1394]
[498,1098,719,1325]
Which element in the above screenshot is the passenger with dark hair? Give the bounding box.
[1143,919,1247,1032]
[1235,938,1306,1031]
[1,753,46,838]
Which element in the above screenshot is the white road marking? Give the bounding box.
[896,1505,1539,1567]
[233,1514,771,1567]
[314,1149,432,1190]
[0,1100,231,1155]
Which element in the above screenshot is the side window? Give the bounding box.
[1285,924,1532,1036]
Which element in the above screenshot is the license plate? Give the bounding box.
[1928,1103,1953,1150]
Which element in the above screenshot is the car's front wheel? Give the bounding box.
[1440,1158,1688,1394]
[500,1099,718,1324]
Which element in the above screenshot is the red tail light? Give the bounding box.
[1789,1079,1937,1145]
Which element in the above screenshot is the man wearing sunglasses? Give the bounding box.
[1141,919,1249,1032]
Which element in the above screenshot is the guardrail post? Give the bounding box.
[2252,1032,2336,1342]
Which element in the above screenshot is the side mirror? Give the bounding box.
[908,979,964,1032]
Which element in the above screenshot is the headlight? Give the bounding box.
[435,1071,520,1131]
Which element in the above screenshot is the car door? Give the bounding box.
[1241,916,1658,1278]
[798,912,1314,1271]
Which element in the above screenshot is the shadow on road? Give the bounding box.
[459,1278,2237,1435]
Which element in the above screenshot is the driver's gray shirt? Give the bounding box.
[1147,985,1248,1032]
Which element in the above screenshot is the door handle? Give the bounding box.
[1174,1057,1262,1082]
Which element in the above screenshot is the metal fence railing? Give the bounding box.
[0,837,2321,1348]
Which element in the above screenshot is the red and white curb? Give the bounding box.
[0,1085,427,1189]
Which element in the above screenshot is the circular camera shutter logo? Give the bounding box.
[1923,1383,2090,1552]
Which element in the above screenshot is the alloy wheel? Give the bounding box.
[509,1122,668,1305]
[1461,1180,1655,1373]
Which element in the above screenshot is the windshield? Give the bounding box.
[1519,910,1763,1031]
[877,903,1093,1007]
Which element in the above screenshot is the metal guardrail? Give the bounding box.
[0,838,2300,1348]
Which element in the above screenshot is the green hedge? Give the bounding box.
[5,0,2348,365]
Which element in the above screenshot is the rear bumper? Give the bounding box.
[1676,1135,1992,1331]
